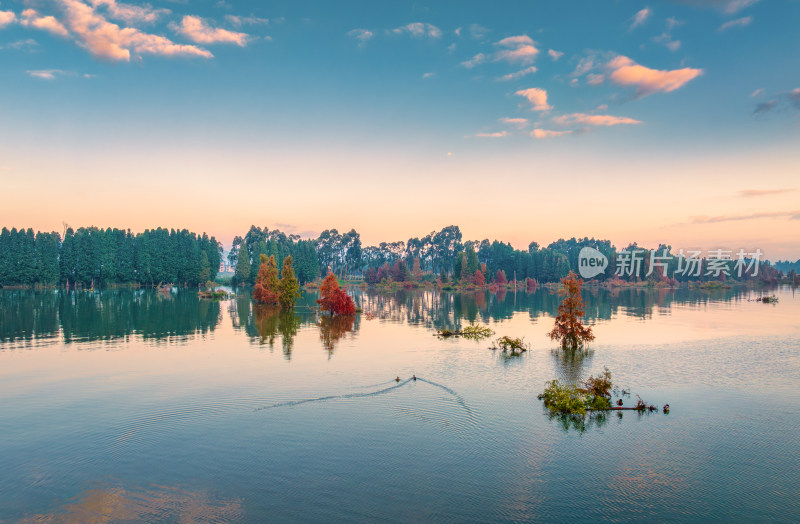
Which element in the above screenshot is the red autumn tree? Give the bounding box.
[317,272,356,316]
[253,254,279,305]
[548,271,595,350]
[474,269,486,285]
[495,270,507,284]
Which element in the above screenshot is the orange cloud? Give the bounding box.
[172,15,249,46]
[20,9,69,37]
[56,0,212,60]
[515,88,551,111]
[531,129,571,139]
[553,113,641,126]
[0,10,15,27]
[495,35,538,64]
[607,55,702,98]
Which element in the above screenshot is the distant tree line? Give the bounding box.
[0,227,221,288]
[229,225,782,286]
[3,224,785,289]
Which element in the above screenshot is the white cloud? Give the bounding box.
[630,7,652,29]
[718,16,752,31]
[392,22,441,39]
[515,87,551,111]
[653,32,681,51]
[497,66,537,82]
[27,69,66,79]
[347,28,373,46]
[586,73,604,86]
[89,0,169,24]
[548,49,563,61]
[224,14,269,27]
[461,53,487,69]
[422,72,435,79]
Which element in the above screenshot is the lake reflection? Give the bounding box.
[1,285,799,522]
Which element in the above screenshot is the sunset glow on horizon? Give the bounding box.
[1,0,798,259]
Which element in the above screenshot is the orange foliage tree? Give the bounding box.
[495,270,507,284]
[474,269,486,285]
[253,254,279,305]
[548,271,595,350]
[317,272,356,316]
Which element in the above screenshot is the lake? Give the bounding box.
[1,285,799,522]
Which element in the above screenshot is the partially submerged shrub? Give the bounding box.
[492,336,529,353]
[538,367,615,414]
[460,324,494,340]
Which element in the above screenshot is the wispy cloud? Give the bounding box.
[606,55,703,99]
[499,117,529,128]
[548,49,563,61]
[422,71,435,79]
[531,128,571,139]
[718,16,752,31]
[467,23,488,40]
[461,53,487,69]
[0,38,39,50]
[750,88,764,98]
[553,113,641,126]
[515,87,551,111]
[391,22,441,39]
[752,88,800,114]
[690,210,800,224]
[586,73,604,86]
[472,131,509,138]
[497,66,537,82]
[89,0,169,24]
[347,28,373,46]
[666,17,684,30]
[753,100,777,114]
[26,69,66,80]
[677,0,759,14]
[171,15,248,46]
[738,188,796,197]
[629,7,652,29]
[653,32,681,51]
[224,14,269,27]
[495,35,538,64]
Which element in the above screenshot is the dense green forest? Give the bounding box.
[0,227,221,288]
[0,224,787,288]
[229,225,782,286]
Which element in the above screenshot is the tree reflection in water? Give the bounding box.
[253,305,301,360]
[318,314,356,355]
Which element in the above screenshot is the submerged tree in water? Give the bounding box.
[278,255,302,308]
[317,272,356,315]
[548,270,595,350]
[253,254,279,305]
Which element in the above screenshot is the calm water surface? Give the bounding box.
[1,286,799,522]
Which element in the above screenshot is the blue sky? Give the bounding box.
[0,0,798,258]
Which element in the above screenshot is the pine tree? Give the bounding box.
[278,255,302,308]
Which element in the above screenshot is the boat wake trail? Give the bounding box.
[254,379,413,411]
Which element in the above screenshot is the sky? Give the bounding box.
[0,0,798,259]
